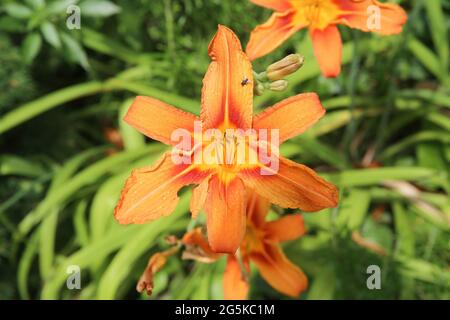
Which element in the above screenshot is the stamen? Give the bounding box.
[292,0,339,29]
[302,0,322,25]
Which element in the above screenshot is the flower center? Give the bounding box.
[290,0,340,30]
[200,129,260,172]
[243,223,266,253]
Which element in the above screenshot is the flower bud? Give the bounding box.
[254,83,265,96]
[266,54,304,81]
[268,80,288,92]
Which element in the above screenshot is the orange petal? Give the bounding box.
[190,177,210,218]
[264,214,306,242]
[182,228,210,251]
[250,243,307,297]
[311,25,342,78]
[124,96,198,146]
[223,255,250,300]
[253,93,325,143]
[247,190,271,228]
[338,0,407,35]
[246,10,305,61]
[201,25,253,129]
[181,228,221,259]
[114,153,209,224]
[204,175,247,254]
[239,157,338,212]
[249,0,291,12]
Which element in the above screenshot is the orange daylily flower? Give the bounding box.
[246,0,407,77]
[183,192,308,299]
[114,25,338,254]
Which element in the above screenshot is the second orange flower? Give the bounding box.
[246,0,407,77]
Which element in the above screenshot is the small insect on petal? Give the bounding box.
[241,77,251,86]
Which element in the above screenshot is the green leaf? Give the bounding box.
[81,27,150,65]
[47,0,76,14]
[79,1,121,17]
[0,154,45,177]
[427,112,450,131]
[0,16,26,32]
[424,0,449,74]
[307,267,336,300]
[396,255,450,287]
[191,267,212,299]
[307,109,374,138]
[22,32,42,64]
[96,195,189,299]
[393,203,416,299]
[60,33,90,70]
[296,136,349,170]
[40,22,61,49]
[407,37,442,81]
[41,225,138,298]
[0,81,105,135]
[107,79,199,114]
[17,145,164,237]
[380,131,450,160]
[25,0,45,9]
[417,143,446,171]
[17,232,39,299]
[38,148,106,280]
[3,3,32,19]
[343,189,371,231]
[89,175,126,245]
[393,202,415,257]
[324,167,439,188]
[172,263,209,299]
[398,89,450,109]
[119,98,145,151]
[361,218,393,254]
[39,209,58,280]
[73,200,90,247]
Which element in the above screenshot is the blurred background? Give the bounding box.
[0,0,449,300]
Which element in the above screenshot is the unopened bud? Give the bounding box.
[254,83,265,96]
[266,54,304,81]
[268,80,288,92]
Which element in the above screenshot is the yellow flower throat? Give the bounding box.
[290,0,340,30]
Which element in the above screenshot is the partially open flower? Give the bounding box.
[136,242,180,296]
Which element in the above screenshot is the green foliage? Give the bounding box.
[0,35,36,112]
[0,0,121,68]
[0,0,449,300]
